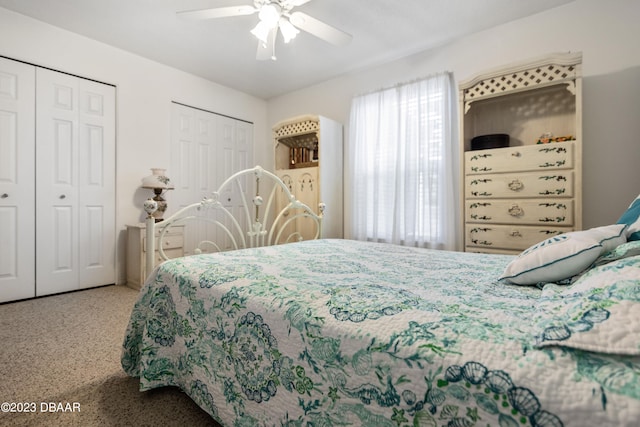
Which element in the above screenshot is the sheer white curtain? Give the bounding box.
[347,72,456,250]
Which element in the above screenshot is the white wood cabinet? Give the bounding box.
[273,115,343,240]
[126,223,184,289]
[276,167,319,241]
[0,57,116,303]
[460,53,582,254]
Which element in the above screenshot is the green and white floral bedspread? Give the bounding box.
[122,239,640,426]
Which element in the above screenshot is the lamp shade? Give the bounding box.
[250,20,271,44]
[279,18,299,43]
[141,168,174,190]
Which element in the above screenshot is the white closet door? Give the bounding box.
[35,68,115,296]
[0,58,36,303]
[170,103,218,254]
[170,103,217,208]
[170,103,253,253]
[217,116,253,250]
[77,77,116,287]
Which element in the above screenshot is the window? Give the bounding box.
[347,72,456,250]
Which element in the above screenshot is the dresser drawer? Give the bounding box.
[466,199,574,226]
[465,247,521,256]
[465,142,575,174]
[465,224,572,251]
[151,248,183,266]
[143,233,184,252]
[465,171,574,199]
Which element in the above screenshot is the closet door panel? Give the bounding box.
[0,58,35,302]
[78,79,115,287]
[217,116,252,251]
[170,103,218,255]
[170,105,198,254]
[53,206,74,269]
[36,69,80,295]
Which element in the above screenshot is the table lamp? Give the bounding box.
[141,168,174,222]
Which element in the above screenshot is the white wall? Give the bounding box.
[0,7,268,284]
[267,0,640,245]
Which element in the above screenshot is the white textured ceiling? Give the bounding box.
[0,0,574,99]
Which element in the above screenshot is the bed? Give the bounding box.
[123,172,640,426]
[141,165,324,276]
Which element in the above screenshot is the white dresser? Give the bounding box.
[460,53,583,254]
[464,143,577,253]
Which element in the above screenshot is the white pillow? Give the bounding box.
[584,223,629,252]
[500,224,628,285]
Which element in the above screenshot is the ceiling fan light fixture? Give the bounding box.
[250,20,271,44]
[258,3,281,28]
[279,18,299,43]
[177,0,353,60]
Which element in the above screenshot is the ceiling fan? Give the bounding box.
[177,0,352,60]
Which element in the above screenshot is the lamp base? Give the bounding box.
[152,189,167,222]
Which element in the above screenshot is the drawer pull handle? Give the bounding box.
[511,151,521,157]
[1,193,8,198]
[508,179,524,191]
[508,205,524,217]
[510,230,523,237]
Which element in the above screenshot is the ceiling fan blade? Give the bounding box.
[177,5,257,20]
[256,28,278,61]
[289,11,352,46]
[288,0,313,6]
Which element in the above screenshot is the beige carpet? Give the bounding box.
[0,285,220,427]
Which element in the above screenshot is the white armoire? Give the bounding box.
[273,115,343,240]
[460,52,582,254]
[0,57,116,303]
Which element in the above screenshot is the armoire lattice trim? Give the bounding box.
[460,52,582,114]
[273,115,319,139]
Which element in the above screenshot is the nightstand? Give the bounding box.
[126,223,184,289]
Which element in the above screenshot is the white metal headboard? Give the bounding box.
[143,165,324,279]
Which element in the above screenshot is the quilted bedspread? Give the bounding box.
[122,239,640,426]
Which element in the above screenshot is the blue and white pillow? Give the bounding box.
[617,194,640,241]
[500,224,628,285]
[592,240,640,267]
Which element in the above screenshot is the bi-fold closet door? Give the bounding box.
[170,102,253,254]
[0,57,115,303]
